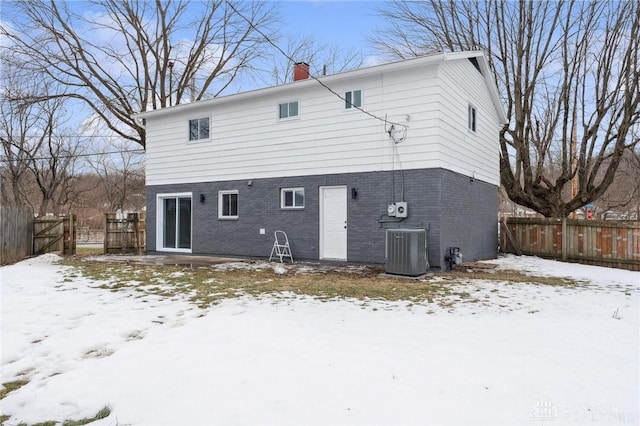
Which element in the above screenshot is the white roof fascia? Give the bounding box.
[442,51,508,124]
[133,50,507,124]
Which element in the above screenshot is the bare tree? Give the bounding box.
[35,152,81,216]
[0,77,83,215]
[594,147,640,219]
[267,35,365,85]
[86,135,145,212]
[0,72,36,206]
[1,0,278,148]
[372,1,640,218]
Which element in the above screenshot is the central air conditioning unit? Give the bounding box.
[385,228,428,276]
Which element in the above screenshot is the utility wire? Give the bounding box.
[0,149,145,163]
[0,134,141,139]
[1,136,144,162]
[225,0,407,130]
[227,0,411,203]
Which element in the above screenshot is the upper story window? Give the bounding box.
[468,105,477,132]
[189,117,210,141]
[345,90,362,109]
[281,188,304,209]
[218,190,238,219]
[279,101,299,119]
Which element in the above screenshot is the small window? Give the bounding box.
[345,90,362,109]
[279,101,299,119]
[189,117,210,141]
[218,190,238,219]
[281,188,304,209]
[468,105,477,132]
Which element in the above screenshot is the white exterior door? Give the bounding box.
[320,186,347,260]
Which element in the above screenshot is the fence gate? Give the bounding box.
[104,212,146,254]
[33,214,76,255]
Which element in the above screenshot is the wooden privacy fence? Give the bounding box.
[0,205,34,265]
[501,217,640,271]
[104,212,146,254]
[33,214,76,256]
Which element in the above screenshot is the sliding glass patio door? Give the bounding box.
[159,194,192,251]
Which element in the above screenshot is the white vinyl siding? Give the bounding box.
[436,60,500,185]
[144,55,501,187]
[145,70,440,184]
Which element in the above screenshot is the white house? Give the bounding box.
[134,51,507,270]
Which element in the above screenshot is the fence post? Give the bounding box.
[561,218,568,262]
[103,213,108,254]
[69,213,76,255]
[133,213,140,254]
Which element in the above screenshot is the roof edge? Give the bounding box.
[133,50,507,124]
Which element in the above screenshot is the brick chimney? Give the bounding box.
[293,62,310,81]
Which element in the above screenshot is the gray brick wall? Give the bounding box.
[146,168,497,270]
[438,172,499,268]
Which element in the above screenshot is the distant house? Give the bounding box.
[134,51,507,270]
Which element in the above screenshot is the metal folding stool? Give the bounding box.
[269,230,293,263]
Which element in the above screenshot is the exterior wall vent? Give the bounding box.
[385,228,428,276]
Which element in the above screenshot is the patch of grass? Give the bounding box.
[0,380,29,400]
[443,268,584,287]
[59,257,585,310]
[60,258,455,307]
[74,246,104,256]
[61,406,111,426]
[4,407,111,426]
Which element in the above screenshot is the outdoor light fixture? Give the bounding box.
[351,188,358,199]
[200,194,205,203]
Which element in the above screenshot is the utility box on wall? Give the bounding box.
[385,228,428,276]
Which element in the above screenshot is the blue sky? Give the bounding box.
[1,0,388,122]
[1,1,385,86]
[276,1,381,54]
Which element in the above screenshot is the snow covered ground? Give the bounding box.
[1,254,638,425]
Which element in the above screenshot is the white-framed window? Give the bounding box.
[218,190,238,219]
[468,105,477,132]
[279,101,299,119]
[189,117,210,141]
[345,90,362,109]
[281,187,304,209]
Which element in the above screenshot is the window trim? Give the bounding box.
[280,187,305,209]
[278,101,300,120]
[344,89,362,110]
[188,116,211,142]
[468,104,477,132]
[218,190,239,219]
